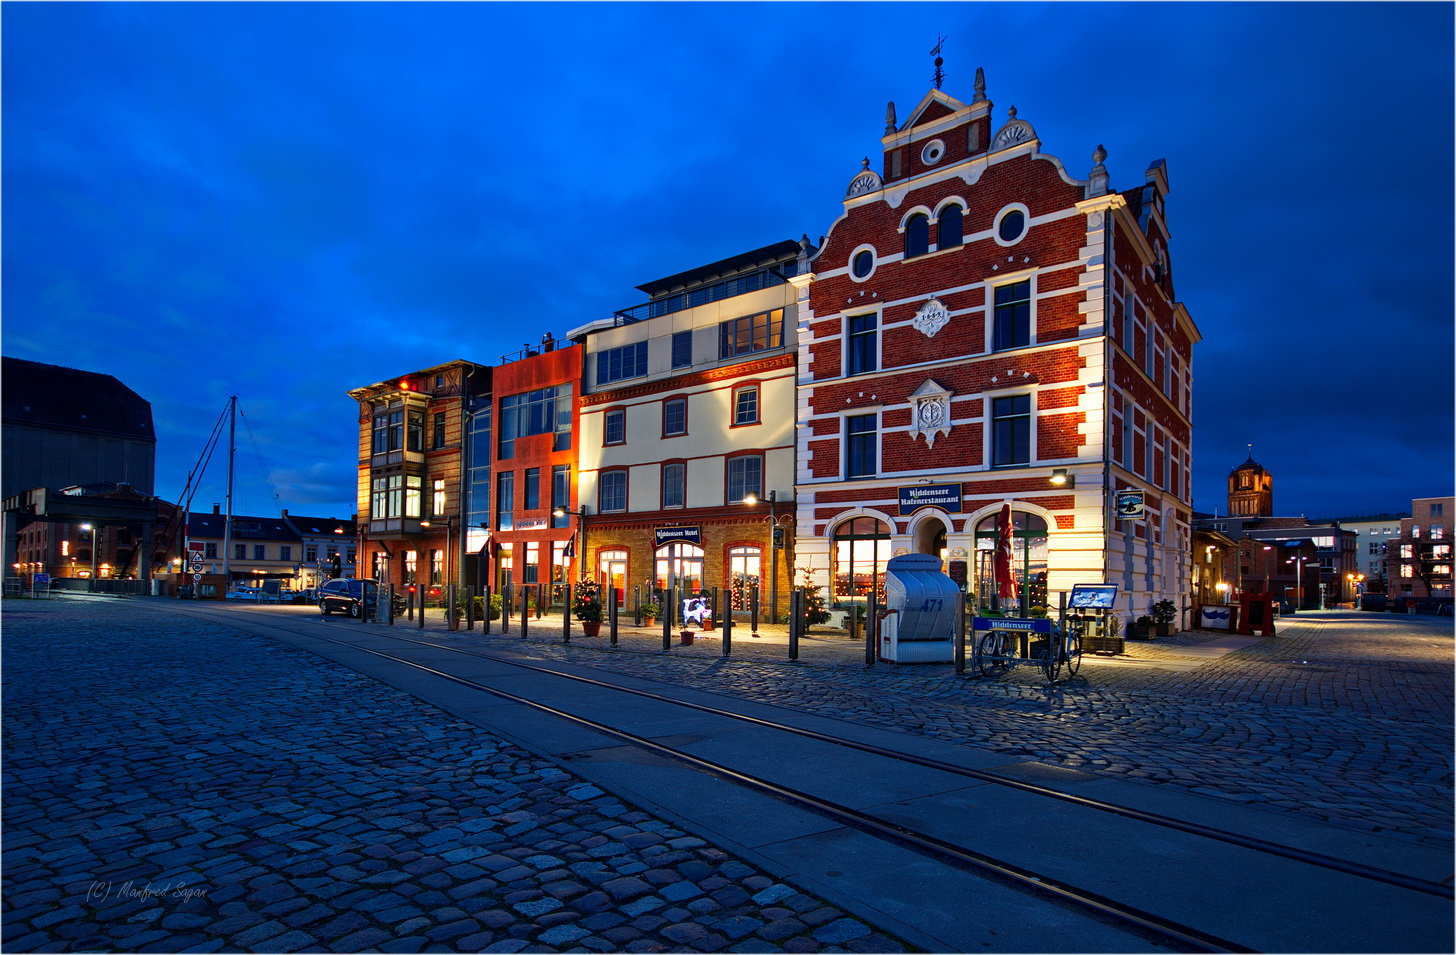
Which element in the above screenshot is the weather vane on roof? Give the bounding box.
[930,34,948,90]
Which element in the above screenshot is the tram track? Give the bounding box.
[166,604,1453,954]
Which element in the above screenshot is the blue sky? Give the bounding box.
[4,2,1452,521]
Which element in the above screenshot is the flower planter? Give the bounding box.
[1155,622,1177,637]
[582,621,602,638]
[1085,635,1125,654]
[1128,626,1155,640]
[679,630,695,645]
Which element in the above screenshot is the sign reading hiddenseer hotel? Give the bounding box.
[898,483,963,516]
[654,526,701,546]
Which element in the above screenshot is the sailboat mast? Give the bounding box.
[222,395,236,583]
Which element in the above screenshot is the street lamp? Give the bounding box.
[743,490,785,622]
[1287,556,1318,610]
[419,516,456,588]
[552,505,590,582]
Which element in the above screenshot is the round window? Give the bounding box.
[921,139,945,166]
[998,209,1026,243]
[851,248,875,280]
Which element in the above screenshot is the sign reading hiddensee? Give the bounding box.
[898,483,963,516]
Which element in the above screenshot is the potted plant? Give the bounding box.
[639,595,660,625]
[572,578,605,637]
[1129,614,1156,640]
[1151,599,1178,636]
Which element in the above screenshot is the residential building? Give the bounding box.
[1387,496,1454,606]
[1227,535,1324,609]
[1327,514,1406,593]
[571,240,809,614]
[486,342,581,600]
[349,360,492,594]
[280,511,358,590]
[11,483,179,584]
[791,73,1197,623]
[185,506,301,591]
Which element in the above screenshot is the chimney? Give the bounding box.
[213,504,221,514]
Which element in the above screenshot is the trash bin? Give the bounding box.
[880,554,958,663]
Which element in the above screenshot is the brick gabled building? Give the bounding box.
[791,74,1197,622]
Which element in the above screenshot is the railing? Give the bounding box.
[612,267,791,326]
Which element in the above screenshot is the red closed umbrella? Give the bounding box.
[994,501,1017,600]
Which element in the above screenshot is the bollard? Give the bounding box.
[563,583,572,643]
[662,585,673,651]
[448,584,457,632]
[503,584,512,634]
[750,583,760,637]
[848,603,858,645]
[866,601,877,666]
[520,587,529,639]
[954,593,966,674]
[788,590,801,661]
[609,595,619,646]
[483,586,493,635]
[418,588,425,629]
[721,588,732,657]
[388,584,397,626]
[465,585,474,631]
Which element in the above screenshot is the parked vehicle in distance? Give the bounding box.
[1360,593,1388,612]
[225,586,263,601]
[318,578,404,618]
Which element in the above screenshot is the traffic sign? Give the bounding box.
[192,573,202,581]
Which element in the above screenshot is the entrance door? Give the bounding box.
[599,549,627,607]
[655,542,704,594]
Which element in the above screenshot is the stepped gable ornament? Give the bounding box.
[846,157,882,199]
[908,378,953,449]
[912,298,951,338]
[990,105,1036,151]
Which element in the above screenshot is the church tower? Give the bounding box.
[1228,451,1273,516]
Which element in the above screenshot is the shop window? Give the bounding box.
[832,517,890,608]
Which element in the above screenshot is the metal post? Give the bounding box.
[465,585,474,631]
[609,594,618,646]
[633,585,641,626]
[563,583,572,642]
[483,586,492,635]
[418,587,425,629]
[866,598,877,666]
[768,490,779,626]
[721,585,732,657]
[750,581,760,637]
[954,592,966,674]
[503,583,512,633]
[535,585,543,620]
[520,587,529,639]
[448,583,457,631]
[788,590,801,661]
[663,585,673,651]
[388,584,396,626]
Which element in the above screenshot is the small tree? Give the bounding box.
[795,566,831,629]
[572,578,604,623]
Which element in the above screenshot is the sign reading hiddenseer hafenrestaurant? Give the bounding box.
[898,483,963,516]
[655,526,702,546]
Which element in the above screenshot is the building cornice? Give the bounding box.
[581,353,794,407]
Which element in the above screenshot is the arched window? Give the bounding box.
[727,545,762,609]
[937,204,963,250]
[973,511,1049,610]
[832,517,891,608]
[904,213,930,259]
[655,542,704,593]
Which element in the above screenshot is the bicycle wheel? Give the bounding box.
[1064,630,1083,677]
[1041,635,1062,682]
[971,630,988,676]
[979,631,1009,672]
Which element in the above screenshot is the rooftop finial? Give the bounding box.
[885,101,897,135]
[930,34,947,90]
[973,66,986,103]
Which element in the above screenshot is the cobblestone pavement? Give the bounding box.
[2,598,911,954]
[419,607,1455,849]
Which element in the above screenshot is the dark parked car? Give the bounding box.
[318,579,404,618]
[1360,593,1388,612]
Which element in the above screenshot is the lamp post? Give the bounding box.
[552,505,590,583]
[1287,556,1317,610]
[743,491,783,623]
[1261,545,1273,593]
[419,516,456,589]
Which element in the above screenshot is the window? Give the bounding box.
[992,394,1031,467]
[727,546,763,608]
[662,462,686,509]
[1434,525,1445,540]
[405,474,422,518]
[993,281,1031,350]
[996,207,1027,245]
[938,204,963,250]
[523,542,539,584]
[847,314,877,375]
[432,412,447,450]
[846,414,877,478]
[430,550,443,585]
[597,342,648,385]
[975,511,1049,609]
[372,412,391,454]
[671,330,693,369]
[599,471,627,513]
[253,544,266,560]
[603,408,626,445]
[305,545,318,562]
[497,471,514,531]
[280,546,292,561]
[432,479,445,518]
[719,309,783,358]
[832,517,890,605]
[499,385,572,458]
[851,249,875,279]
[407,411,425,453]
[726,455,763,504]
[1432,503,1445,517]
[234,544,246,560]
[524,468,540,510]
[904,213,929,259]
[733,386,759,426]
[404,550,417,582]
[663,397,687,436]
[551,465,570,529]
